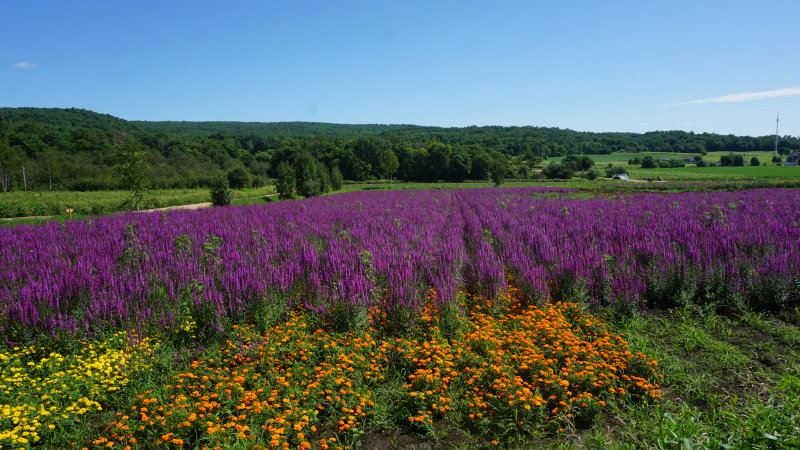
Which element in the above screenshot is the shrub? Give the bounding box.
[658,159,685,168]
[605,166,628,178]
[542,163,574,179]
[720,154,745,167]
[209,176,232,206]
[641,156,656,168]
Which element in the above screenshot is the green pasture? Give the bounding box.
[549,150,777,164]
[628,165,799,181]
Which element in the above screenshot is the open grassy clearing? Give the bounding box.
[628,165,799,181]
[550,151,777,164]
[0,187,274,219]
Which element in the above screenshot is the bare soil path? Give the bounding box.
[137,202,213,212]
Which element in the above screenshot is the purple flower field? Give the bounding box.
[2,187,799,339]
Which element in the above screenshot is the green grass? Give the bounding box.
[628,165,799,181]
[336,179,654,192]
[0,186,275,218]
[566,304,800,449]
[549,150,777,164]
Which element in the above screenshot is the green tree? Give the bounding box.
[541,163,574,179]
[209,176,232,206]
[294,151,322,197]
[470,154,492,180]
[490,157,508,186]
[449,151,472,182]
[226,166,251,189]
[563,154,594,171]
[641,156,656,168]
[318,162,331,193]
[720,153,744,167]
[427,142,453,180]
[330,165,344,191]
[379,149,399,180]
[0,140,13,192]
[114,133,150,211]
[275,161,295,200]
[37,148,61,190]
[750,156,760,166]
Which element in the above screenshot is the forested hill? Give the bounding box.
[132,120,417,138]
[0,107,134,132]
[1,107,799,192]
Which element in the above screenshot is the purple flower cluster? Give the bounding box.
[1,187,798,337]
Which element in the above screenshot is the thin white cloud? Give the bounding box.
[665,86,800,106]
[13,61,38,69]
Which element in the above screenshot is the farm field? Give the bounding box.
[1,187,799,448]
[2,165,798,226]
[627,165,800,181]
[550,150,778,164]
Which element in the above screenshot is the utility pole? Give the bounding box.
[774,114,780,156]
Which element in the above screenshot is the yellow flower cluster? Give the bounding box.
[0,331,156,446]
[178,318,197,334]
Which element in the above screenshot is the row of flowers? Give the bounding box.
[2,188,798,341]
[85,282,661,448]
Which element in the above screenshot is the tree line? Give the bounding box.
[1,107,798,193]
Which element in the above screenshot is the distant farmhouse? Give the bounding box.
[785,151,800,166]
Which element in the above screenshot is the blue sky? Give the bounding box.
[2,0,799,136]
